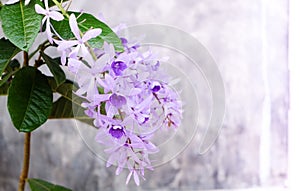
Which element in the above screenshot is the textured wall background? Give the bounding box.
[0,0,288,190]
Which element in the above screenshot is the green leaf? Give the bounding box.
[0,83,9,95]
[41,53,66,86]
[28,178,72,191]
[0,59,21,96]
[0,38,20,75]
[7,67,53,132]
[0,69,18,87]
[0,59,21,85]
[0,1,43,51]
[51,12,124,52]
[47,77,83,106]
[47,78,95,126]
[48,0,70,7]
[49,96,94,125]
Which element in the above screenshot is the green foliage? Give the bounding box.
[0,59,21,95]
[41,53,66,86]
[28,178,72,191]
[7,67,53,132]
[0,38,20,75]
[47,78,94,126]
[52,12,124,52]
[0,83,9,95]
[48,0,70,7]
[49,96,94,126]
[0,1,42,51]
[47,77,83,106]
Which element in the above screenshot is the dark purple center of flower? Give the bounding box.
[120,38,128,45]
[109,125,124,139]
[109,93,126,108]
[152,61,160,71]
[111,61,127,76]
[141,117,149,124]
[150,81,161,92]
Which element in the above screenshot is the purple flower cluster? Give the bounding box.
[35,3,182,185]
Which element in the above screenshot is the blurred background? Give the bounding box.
[0,0,294,190]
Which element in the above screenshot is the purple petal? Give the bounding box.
[35,4,46,15]
[45,19,53,44]
[109,125,125,139]
[93,94,111,103]
[111,61,127,76]
[44,0,49,9]
[69,14,81,40]
[150,81,161,92]
[109,93,126,109]
[106,153,116,167]
[4,0,19,5]
[49,11,64,21]
[126,171,133,185]
[106,102,118,118]
[82,29,102,42]
[69,45,80,58]
[80,44,90,57]
[135,94,153,112]
[128,88,142,96]
[96,78,109,90]
[116,166,123,175]
[57,40,78,51]
[133,171,140,186]
[68,58,82,73]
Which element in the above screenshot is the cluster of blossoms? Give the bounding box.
[33,0,182,185]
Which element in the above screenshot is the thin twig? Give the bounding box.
[18,132,31,191]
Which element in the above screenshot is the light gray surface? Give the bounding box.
[0,0,288,190]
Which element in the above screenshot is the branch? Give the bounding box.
[18,132,31,191]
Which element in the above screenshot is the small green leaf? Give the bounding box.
[47,78,95,126]
[0,83,9,96]
[0,59,21,85]
[0,69,19,87]
[0,38,20,75]
[47,77,83,106]
[7,67,53,132]
[49,96,94,126]
[0,59,21,96]
[41,53,66,86]
[52,12,124,52]
[28,178,72,191]
[0,1,43,51]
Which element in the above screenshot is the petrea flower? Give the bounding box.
[57,14,102,58]
[35,0,64,43]
[109,125,125,139]
[111,61,127,76]
[56,20,182,184]
[150,81,161,92]
[109,93,126,109]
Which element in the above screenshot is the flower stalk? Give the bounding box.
[52,0,69,18]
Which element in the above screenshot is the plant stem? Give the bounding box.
[18,51,31,191]
[18,132,31,191]
[52,0,69,18]
[28,40,50,60]
[23,52,29,67]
